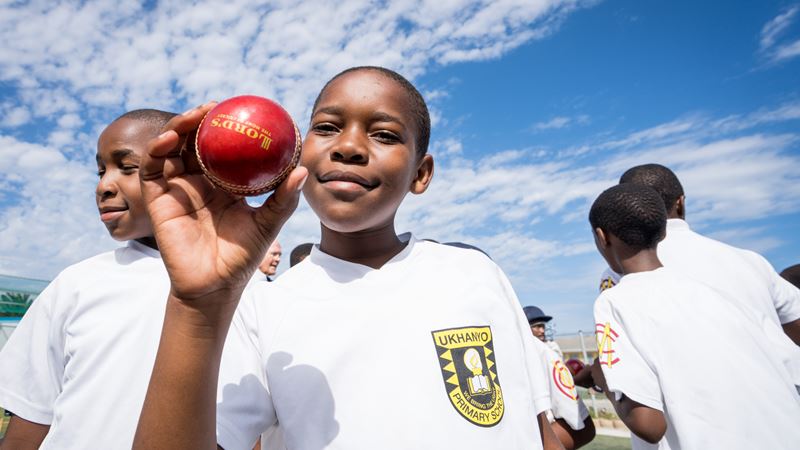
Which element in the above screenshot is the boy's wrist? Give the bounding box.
[165,291,242,340]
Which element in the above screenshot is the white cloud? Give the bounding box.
[0,0,589,125]
[773,38,800,62]
[532,116,571,130]
[1,105,31,127]
[0,0,593,279]
[760,5,798,51]
[758,5,800,63]
[0,134,114,278]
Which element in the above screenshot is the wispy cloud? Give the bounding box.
[760,5,798,51]
[0,0,593,279]
[530,114,589,131]
[758,4,800,63]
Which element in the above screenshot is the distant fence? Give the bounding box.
[554,330,599,363]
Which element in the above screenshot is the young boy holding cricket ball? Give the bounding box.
[132,67,563,450]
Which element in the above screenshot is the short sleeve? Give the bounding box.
[593,295,663,411]
[532,338,587,430]
[771,271,800,324]
[216,290,277,450]
[494,266,552,415]
[598,268,621,293]
[0,278,66,424]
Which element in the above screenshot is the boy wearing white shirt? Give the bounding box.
[618,163,800,345]
[0,110,175,449]
[587,183,800,449]
[133,67,561,449]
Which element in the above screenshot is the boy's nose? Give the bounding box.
[330,129,368,164]
[95,175,118,199]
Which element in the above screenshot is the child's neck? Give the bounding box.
[319,222,407,269]
[618,248,662,275]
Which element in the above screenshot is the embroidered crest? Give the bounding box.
[599,277,616,292]
[595,322,620,367]
[432,326,504,427]
[552,360,577,400]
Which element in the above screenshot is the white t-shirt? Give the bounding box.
[216,236,550,450]
[659,219,800,326]
[594,267,800,450]
[0,241,169,449]
[599,219,800,327]
[598,267,668,450]
[529,337,589,430]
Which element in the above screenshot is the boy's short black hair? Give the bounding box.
[619,164,684,212]
[311,66,431,157]
[290,243,314,267]
[589,184,667,250]
[114,109,176,133]
[781,264,800,289]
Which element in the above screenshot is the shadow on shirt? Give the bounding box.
[218,351,339,450]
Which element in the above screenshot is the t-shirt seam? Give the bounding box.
[0,387,54,423]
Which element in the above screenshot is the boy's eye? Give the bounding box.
[312,123,339,134]
[97,169,105,177]
[372,130,401,144]
[121,165,138,173]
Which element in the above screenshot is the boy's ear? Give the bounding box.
[594,227,610,248]
[675,195,686,219]
[410,154,434,195]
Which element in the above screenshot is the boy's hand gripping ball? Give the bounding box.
[564,358,585,376]
[195,95,302,196]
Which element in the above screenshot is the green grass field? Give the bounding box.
[584,435,632,450]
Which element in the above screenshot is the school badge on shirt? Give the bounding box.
[432,326,504,427]
[552,360,577,400]
[595,322,620,367]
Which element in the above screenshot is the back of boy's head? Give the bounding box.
[781,264,800,289]
[619,164,684,213]
[290,243,314,267]
[589,184,667,250]
[311,66,431,157]
[113,109,176,135]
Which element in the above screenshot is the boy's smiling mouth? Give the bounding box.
[99,205,128,222]
[318,170,377,191]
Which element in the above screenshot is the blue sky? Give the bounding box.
[1,0,799,333]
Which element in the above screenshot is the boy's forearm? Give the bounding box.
[551,417,596,450]
[133,292,240,450]
[538,412,566,450]
[0,415,50,450]
[602,392,665,444]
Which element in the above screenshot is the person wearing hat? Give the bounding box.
[524,305,563,358]
[524,305,596,449]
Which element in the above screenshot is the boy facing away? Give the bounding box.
[0,110,175,449]
[132,67,562,449]
[588,184,800,449]
[597,163,800,346]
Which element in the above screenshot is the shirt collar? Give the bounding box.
[667,218,690,232]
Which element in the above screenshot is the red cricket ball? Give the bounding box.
[564,358,585,376]
[195,95,302,196]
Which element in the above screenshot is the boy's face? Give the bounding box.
[95,118,154,242]
[301,70,433,233]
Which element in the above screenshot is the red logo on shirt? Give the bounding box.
[595,322,620,367]
[552,360,577,400]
